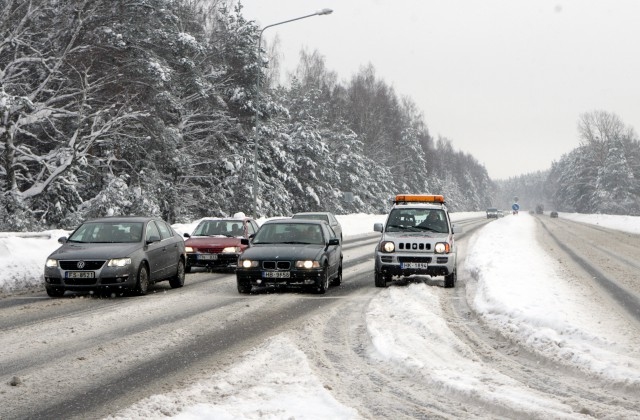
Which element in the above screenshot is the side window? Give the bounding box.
[155,221,173,240]
[146,221,161,242]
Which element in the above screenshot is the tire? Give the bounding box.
[169,259,185,288]
[331,262,342,286]
[374,271,387,288]
[237,279,252,294]
[315,266,330,294]
[46,287,65,297]
[444,270,456,288]
[135,264,150,295]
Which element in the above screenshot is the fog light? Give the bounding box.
[256,279,262,284]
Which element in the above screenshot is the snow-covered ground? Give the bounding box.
[2,211,640,418]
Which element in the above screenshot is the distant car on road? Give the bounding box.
[291,211,343,242]
[486,208,499,219]
[550,211,559,218]
[236,219,342,294]
[44,216,186,297]
[183,216,259,272]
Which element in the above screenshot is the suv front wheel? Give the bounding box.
[374,271,388,288]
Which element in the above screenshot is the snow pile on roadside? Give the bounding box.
[464,215,640,386]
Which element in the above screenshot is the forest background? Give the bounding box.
[2,0,639,231]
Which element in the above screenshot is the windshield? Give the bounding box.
[385,209,448,234]
[193,220,244,237]
[68,222,144,243]
[292,214,329,223]
[253,223,324,245]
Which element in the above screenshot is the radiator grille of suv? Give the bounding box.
[397,242,432,251]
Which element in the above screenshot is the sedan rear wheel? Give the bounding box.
[136,264,150,295]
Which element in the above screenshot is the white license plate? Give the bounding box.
[402,262,428,269]
[198,254,218,260]
[66,271,95,279]
[263,271,290,279]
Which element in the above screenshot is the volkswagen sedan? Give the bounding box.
[236,219,342,294]
[44,216,186,297]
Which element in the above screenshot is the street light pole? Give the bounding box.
[252,9,333,219]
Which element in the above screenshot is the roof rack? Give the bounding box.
[394,194,446,205]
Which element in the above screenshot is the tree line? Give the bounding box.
[0,0,505,231]
[496,111,640,216]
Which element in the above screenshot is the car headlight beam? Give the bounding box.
[45,258,59,268]
[240,259,258,268]
[295,260,320,269]
[434,242,450,254]
[108,258,132,267]
[379,241,395,253]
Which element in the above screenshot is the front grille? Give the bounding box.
[398,256,432,264]
[198,247,222,253]
[262,261,291,270]
[59,260,106,270]
[397,242,431,251]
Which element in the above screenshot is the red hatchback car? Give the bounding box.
[183,215,259,272]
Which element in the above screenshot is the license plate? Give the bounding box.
[402,262,428,269]
[198,254,218,260]
[66,271,95,279]
[263,271,290,279]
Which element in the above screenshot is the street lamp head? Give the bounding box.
[317,8,333,15]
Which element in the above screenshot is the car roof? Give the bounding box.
[292,212,333,216]
[263,219,326,226]
[84,216,158,223]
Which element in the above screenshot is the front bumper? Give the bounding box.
[186,253,239,268]
[236,268,324,289]
[375,252,455,278]
[44,265,137,291]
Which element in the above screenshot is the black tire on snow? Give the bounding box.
[136,264,150,295]
[444,270,456,288]
[374,271,387,288]
[169,259,186,288]
[315,266,330,294]
[331,263,342,286]
[237,280,252,294]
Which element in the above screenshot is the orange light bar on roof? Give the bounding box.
[394,194,445,204]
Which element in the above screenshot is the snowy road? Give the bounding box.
[1,215,639,419]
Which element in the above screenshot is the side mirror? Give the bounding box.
[58,237,68,244]
[147,235,161,244]
[373,223,383,232]
[183,233,191,238]
[240,238,249,246]
[328,238,340,246]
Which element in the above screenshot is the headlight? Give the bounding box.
[379,241,395,253]
[434,242,450,254]
[240,259,258,268]
[185,246,194,253]
[108,258,132,267]
[45,258,58,268]
[295,260,320,269]
[222,246,240,253]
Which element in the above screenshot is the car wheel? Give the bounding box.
[374,271,387,288]
[331,262,342,286]
[444,270,456,288]
[46,287,65,297]
[136,264,150,295]
[237,280,252,294]
[169,259,185,288]
[315,265,330,294]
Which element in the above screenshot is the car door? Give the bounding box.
[144,221,167,281]
[155,220,180,278]
[322,224,341,278]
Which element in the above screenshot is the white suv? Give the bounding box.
[373,194,460,288]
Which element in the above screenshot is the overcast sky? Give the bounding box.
[236,0,640,180]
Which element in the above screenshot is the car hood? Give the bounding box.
[184,236,241,247]
[242,244,326,261]
[383,231,450,240]
[49,242,141,259]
